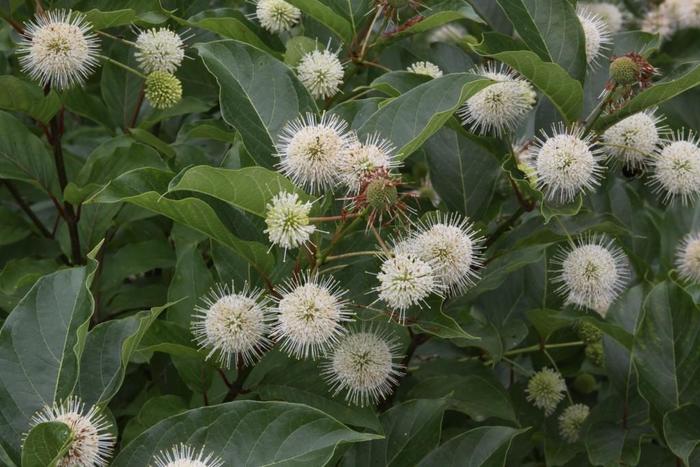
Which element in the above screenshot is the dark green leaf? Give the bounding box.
[418,426,526,466]
[20,421,73,467]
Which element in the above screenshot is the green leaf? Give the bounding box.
[77,303,173,406]
[83,8,137,29]
[526,308,633,349]
[101,43,142,129]
[20,421,73,467]
[121,395,188,446]
[0,206,31,246]
[0,247,99,460]
[418,426,526,466]
[89,168,275,275]
[411,297,477,340]
[357,73,492,160]
[196,40,317,168]
[111,400,380,466]
[663,404,700,466]
[595,64,700,132]
[632,281,700,417]
[495,0,587,82]
[128,128,176,159]
[370,71,431,97]
[342,399,447,467]
[0,111,57,195]
[287,0,353,42]
[170,165,309,217]
[377,0,483,42]
[473,32,584,122]
[0,76,60,123]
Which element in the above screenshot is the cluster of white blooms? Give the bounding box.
[577,7,612,67]
[579,2,625,34]
[649,132,700,205]
[297,47,345,99]
[676,232,700,283]
[642,0,700,38]
[134,28,185,74]
[28,397,115,466]
[602,110,667,169]
[406,61,443,78]
[375,250,438,320]
[255,0,301,33]
[526,368,567,416]
[151,444,224,467]
[339,133,400,193]
[559,404,590,443]
[264,191,316,252]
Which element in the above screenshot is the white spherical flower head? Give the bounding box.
[255,0,301,33]
[405,212,483,296]
[579,2,624,34]
[151,444,224,467]
[649,133,700,204]
[676,232,700,283]
[297,48,344,99]
[277,113,351,193]
[641,5,675,38]
[322,328,404,406]
[375,251,438,320]
[134,28,185,74]
[577,9,612,67]
[526,368,567,416]
[602,110,666,169]
[28,397,115,466]
[458,64,536,136]
[553,236,629,316]
[17,9,100,90]
[339,133,400,193]
[406,61,443,79]
[271,273,352,359]
[530,125,604,203]
[558,404,590,443]
[192,283,271,368]
[264,191,316,251]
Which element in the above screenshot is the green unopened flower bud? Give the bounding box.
[558,403,590,443]
[610,56,640,85]
[573,373,597,394]
[574,320,602,344]
[366,178,398,210]
[585,342,605,367]
[145,71,182,109]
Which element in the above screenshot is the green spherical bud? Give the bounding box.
[145,71,182,109]
[574,320,602,345]
[573,373,597,394]
[610,56,640,86]
[366,179,398,210]
[585,342,605,367]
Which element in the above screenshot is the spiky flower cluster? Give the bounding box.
[375,251,438,321]
[264,191,316,251]
[17,9,100,90]
[406,61,443,78]
[28,397,115,466]
[271,273,352,359]
[297,48,344,99]
[151,444,224,467]
[602,110,666,168]
[526,368,567,416]
[255,0,302,33]
[580,3,625,34]
[649,133,700,204]
[458,64,537,136]
[643,0,700,38]
[322,328,404,406]
[676,232,700,283]
[559,404,590,443]
[553,236,629,316]
[339,133,400,193]
[134,28,185,74]
[529,125,604,203]
[191,283,271,368]
[145,71,183,109]
[577,8,612,67]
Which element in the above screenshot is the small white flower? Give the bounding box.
[553,235,629,316]
[277,112,351,193]
[458,64,537,136]
[406,61,443,78]
[558,404,590,443]
[264,191,315,251]
[577,9,612,67]
[322,327,404,406]
[297,48,344,99]
[28,396,115,466]
[676,232,700,283]
[403,212,483,296]
[134,28,185,74]
[17,9,100,90]
[191,283,271,368]
[255,0,301,33]
[579,2,625,34]
[428,23,466,43]
[526,368,567,416]
[529,124,604,203]
[151,443,224,467]
[271,273,352,359]
[339,133,400,193]
[375,251,438,320]
[649,132,700,204]
[602,110,667,169]
[641,5,675,38]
